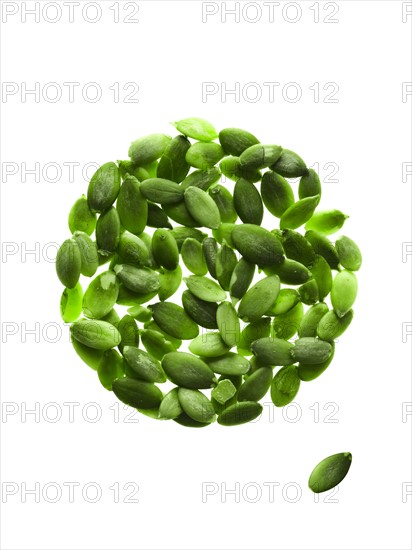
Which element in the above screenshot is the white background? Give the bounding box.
[1,1,411,549]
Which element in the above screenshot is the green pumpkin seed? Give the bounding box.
[147,202,172,229]
[113,377,163,409]
[298,302,329,338]
[116,285,157,307]
[211,379,237,404]
[305,209,348,235]
[96,207,120,255]
[144,320,182,349]
[185,142,224,170]
[117,232,150,267]
[234,178,263,225]
[158,266,182,301]
[87,162,120,213]
[232,224,284,267]
[98,349,124,390]
[239,144,283,170]
[310,255,332,301]
[68,195,96,235]
[73,231,99,277]
[178,388,216,423]
[271,149,308,178]
[270,365,300,407]
[281,229,315,267]
[212,223,236,248]
[123,346,166,383]
[251,337,294,366]
[280,195,320,230]
[218,127,259,156]
[174,412,211,428]
[117,160,150,182]
[60,282,83,323]
[71,319,121,350]
[82,271,119,319]
[184,275,226,302]
[218,401,262,426]
[127,305,152,322]
[202,237,218,279]
[189,332,230,357]
[229,259,255,304]
[330,270,358,317]
[291,337,333,364]
[238,275,280,323]
[217,302,241,347]
[209,185,238,223]
[184,186,221,229]
[116,174,148,235]
[272,302,304,340]
[117,314,139,353]
[170,227,207,250]
[162,352,216,389]
[128,133,171,166]
[298,168,321,199]
[150,302,199,340]
[172,117,217,142]
[264,259,311,285]
[308,452,352,493]
[72,338,103,370]
[317,309,354,342]
[238,367,272,402]
[219,156,262,183]
[216,242,237,291]
[298,279,319,305]
[261,171,294,218]
[151,229,179,271]
[298,343,335,381]
[140,177,184,205]
[162,201,198,227]
[335,236,362,271]
[139,232,158,269]
[181,167,221,191]
[182,290,218,330]
[238,317,271,356]
[205,352,250,375]
[157,135,191,183]
[141,329,175,361]
[181,238,208,276]
[56,238,81,288]
[158,387,182,419]
[305,230,340,270]
[268,288,300,316]
[114,264,160,294]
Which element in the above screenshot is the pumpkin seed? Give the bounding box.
[82,271,119,319]
[157,135,191,183]
[261,171,294,218]
[239,144,283,170]
[234,177,263,225]
[184,275,226,302]
[189,332,230,357]
[150,302,199,340]
[280,195,320,230]
[298,279,319,305]
[238,275,280,323]
[335,236,362,271]
[181,167,221,191]
[216,242,237,291]
[87,162,120,213]
[114,264,160,294]
[209,185,238,223]
[308,452,352,493]
[271,149,308,178]
[60,282,83,323]
[112,377,163,409]
[298,343,335,381]
[97,349,124,390]
[217,302,241,347]
[219,156,262,183]
[72,338,103,370]
[56,238,81,288]
[123,346,166,383]
[205,353,250,375]
[181,238,208,275]
[251,337,294,366]
[128,133,171,166]
[299,168,321,199]
[140,177,184,205]
[291,337,333,364]
[185,142,224,170]
[72,231,99,277]
[211,379,237,404]
[68,195,96,235]
[268,288,300,316]
[218,401,262,426]
[96,207,120,255]
[152,229,179,271]
[158,387,183,419]
[184,186,221,229]
[147,202,173,229]
[330,270,358,317]
[202,237,219,279]
[178,388,216,423]
[116,174,148,235]
[317,309,354,342]
[310,255,332,301]
[219,127,259,156]
[271,365,300,406]
[232,224,284,267]
[71,319,121,350]
[172,117,218,142]
[141,329,175,361]
[298,303,329,338]
[117,232,150,267]
[272,302,304,340]
[238,367,272,402]
[170,226,207,250]
[229,259,255,304]
[305,209,348,235]
[305,230,340,270]
[264,259,311,285]
[117,314,140,353]
[281,229,315,267]
[162,352,216,389]
[182,290,218,330]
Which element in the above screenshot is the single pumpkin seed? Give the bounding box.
[251,337,294,366]
[123,346,166,383]
[150,302,199,340]
[308,452,352,493]
[271,149,308,178]
[202,237,219,279]
[238,367,273,402]
[219,127,260,156]
[229,259,255,304]
[87,162,120,213]
[239,144,283,170]
[96,207,120,255]
[73,231,99,277]
[218,401,262,426]
[70,319,121,350]
[217,302,241,347]
[270,365,300,407]
[335,236,362,271]
[238,275,280,323]
[280,195,320,230]
[117,314,140,353]
[189,332,230,357]
[261,171,295,218]
[272,302,304,340]
[170,226,207,250]
[117,232,150,267]
[128,133,171,166]
[56,238,81,288]
[158,266,182,301]
[141,329,175,361]
[298,302,329,338]
[157,135,191,183]
[267,288,300,316]
[140,177,184,205]
[298,168,321,199]
[330,270,358,317]
[232,224,285,267]
[209,185,238,223]
[310,254,332,301]
[162,352,216,389]
[291,337,333,364]
[184,275,226,302]
[116,174,148,235]
[305,230,340,270]
[298,279,319,305]
[216,242,237,291]
[181,167,221,191]
[68,195,96,235]
[158,387,182,419]
[182,290,218,330]
[114,264,160,294]
[185,142,224,170]
[82,271,119,319]
[181,238,208,276]
[317,309,354,342]
[72,338,103,370]
[152,229,179,271]
[178,388,216,423]
[205,353,250,375]
[305,209,348,235]
[234,177,263,225]
[147,202,173,229]
[172,117,218,142]
[60,282,83,323]
[113,377,162,409]
[97,349,124,390]
[184,186,221,229]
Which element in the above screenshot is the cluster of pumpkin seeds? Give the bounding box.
[57,117,362,428]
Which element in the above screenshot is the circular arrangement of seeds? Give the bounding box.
[57,117,362,428]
